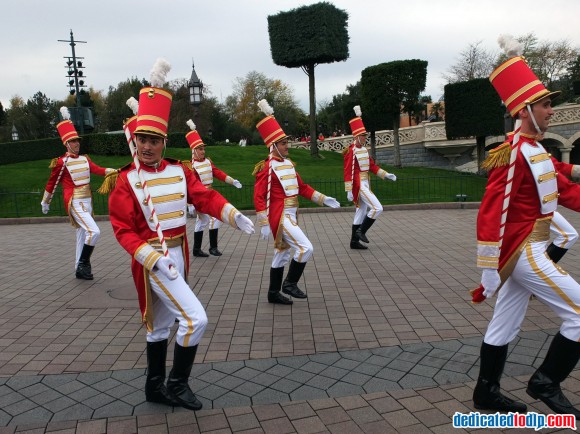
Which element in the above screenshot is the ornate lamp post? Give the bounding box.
[188,61,203,110]
[11,124,19,141]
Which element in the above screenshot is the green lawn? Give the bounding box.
[0,146,486,217]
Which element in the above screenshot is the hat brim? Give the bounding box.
[531,90,561,105]
[134,130,166,139]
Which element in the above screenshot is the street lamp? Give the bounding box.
[188,61,203,107]
[11,124,19,141]
[208,128,213,140]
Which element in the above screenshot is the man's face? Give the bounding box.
[274,139,289,158]
[530,97,554,133]
[355,134,367,147]
[136,134,165,165]
[193,145,206,160]
[66,139,80,155]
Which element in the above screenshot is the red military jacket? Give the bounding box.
[343,143,387,204]
[109,158,234,328]
[253,156,320,249]
[43,153,108,214]
[472,134,580,302]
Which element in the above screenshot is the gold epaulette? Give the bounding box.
[49,157,59,169]
[342,146,351,155]
[182,160,193,170]
[252,160,265,176]
[481,141,511,172]
[97,170,119,194]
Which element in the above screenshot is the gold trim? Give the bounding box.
[529,153,550,164]
[151,210,185,222]
[144,193,185,205]
[542,192,559,204]
[284,197,299,208]
[489,56,521,82]
[67,160,86,166]
[275,165,294,171]
[285,185,299,191]
[147,234,184,250]
[359,172,369,181]
[527,243,580,314]
[504,80,542,107]
[280,174,297,180]
[538,171,556,183]
[72,184,91,199]
[139,176,184,188]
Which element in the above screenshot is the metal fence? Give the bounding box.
[0,175,485,218]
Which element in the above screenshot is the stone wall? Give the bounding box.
[374,143,474,169]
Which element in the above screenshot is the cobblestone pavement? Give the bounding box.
[0,205,578,433]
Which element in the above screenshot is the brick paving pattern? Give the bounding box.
[0,205,578,433]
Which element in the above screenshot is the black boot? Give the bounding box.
[473,342,527,412]
[192,231,208,257]
[546,243,567,263]
[268,267,292,305]
[350,224,368,250]
[282,260,307,299]
[75,244,94,280]
[527,332,580,418]
[208,229,222,256]
[166,343,203,411]
[145,340,177,406]
[355,217,376,244]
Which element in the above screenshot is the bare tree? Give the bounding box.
[443,41,497,84]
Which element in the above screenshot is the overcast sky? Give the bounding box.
[3,0,579,113]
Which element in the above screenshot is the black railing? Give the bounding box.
[0,175,485,218]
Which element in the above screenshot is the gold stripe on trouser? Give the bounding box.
[359,189,379,219]
[70,202,94,244]
[149,271,195,346]
[282,221,305,262]
[526,243,580,314]
[551,220,569,248]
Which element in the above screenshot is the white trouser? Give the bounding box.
[551,211,578,249]
[194,212,222,232]
[272,207,314,268]
[354,179,383,224]
[484,240,580,346]
[147,245,208,347]
[70,198,100,267]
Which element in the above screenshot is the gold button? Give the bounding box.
[180,211,184,216]
[180,193,185,198]
[135,182,142,189]
[548,153,552,157]
[143,199,148,205]
[530,158,535,162]
[179,176,183,181]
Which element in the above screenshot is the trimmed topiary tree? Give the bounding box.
[268,2,349,157]
[361,60,427,167]
[444,78,504,172]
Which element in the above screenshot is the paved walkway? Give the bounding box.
[0,205,578,433]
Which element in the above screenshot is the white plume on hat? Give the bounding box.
[126,97,139,115]
[186,119,196,131]
[498,34,523,57]
[353,105,362,117]
[258,99,274,116]
[149,58,171,88]
[60,106,71,121]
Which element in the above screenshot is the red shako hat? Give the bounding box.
[256,99,287,147]
[349,105,367,137]
[56,107,80,145]
[185,120,204,150]
[134,59,173,138]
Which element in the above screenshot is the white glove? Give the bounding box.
[235,212,255,234]
[233,180,242,189]
[41,201,50,215]
[260,224,271,240]
[347,191,353,202]
[154,256,178,280]
[187,204,195,217]
[386,173,397,182]
[323,196,340,208]
[481,269,501,298]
